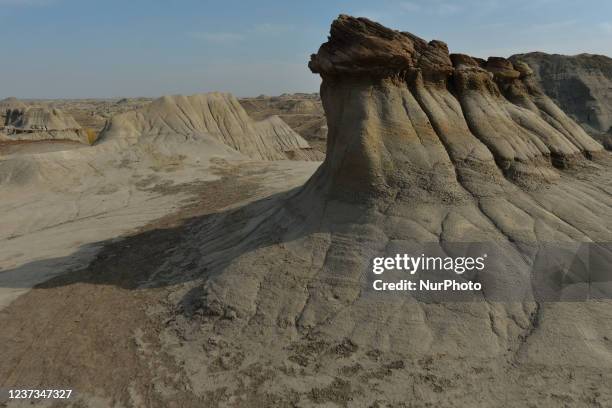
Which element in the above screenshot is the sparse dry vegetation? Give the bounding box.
[84,127,98,145]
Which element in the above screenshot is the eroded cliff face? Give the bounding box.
[307,15,603,200]
[100,92,322,161]
[511,52,612,149]
[1,99,89,144]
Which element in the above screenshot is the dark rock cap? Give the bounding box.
[308,15,452,78]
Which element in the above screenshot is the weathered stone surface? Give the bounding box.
[511,52,612,149]
[100,92,322,161]
[309,15,454,82]
[307,15,603,196]
[5,15,608,407]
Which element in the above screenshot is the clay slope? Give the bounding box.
[240,93,328,152]
[100,92,322,161]
[510,52,612,149]
[1,98,89,144]
[155,16,612,406]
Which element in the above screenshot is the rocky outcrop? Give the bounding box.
[100,92,322,161]
[175,16,612,405]
[510,52,612,149]
[307,15,603,198]
[1,100,89,144]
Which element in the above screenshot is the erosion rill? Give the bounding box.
[171,15,612,405]
[510,52,612,149]
[0,102,90,144]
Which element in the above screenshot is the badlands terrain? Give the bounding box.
[1,15,612,408]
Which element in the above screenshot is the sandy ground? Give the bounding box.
[0,162,311,406]
[0,143,192,310]
[0,140,88,156]
[0,146,319,407]
[0,138,319,310]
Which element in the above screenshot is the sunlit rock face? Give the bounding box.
[307,15,603,201]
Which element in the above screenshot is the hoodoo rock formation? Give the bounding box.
[511,52,612,149]
[306,16,602,197]
[166,16,612,405]
[100,92,322,161]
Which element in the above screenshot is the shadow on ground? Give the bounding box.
[0,184,309,294]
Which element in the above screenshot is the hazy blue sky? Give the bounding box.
[1,0,611,98]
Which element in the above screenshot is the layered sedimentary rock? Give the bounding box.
[101,92,322,161]
[510,52,612,149]
[167,16,612,405]
[306,16,602,196]
[1,99,89,144]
